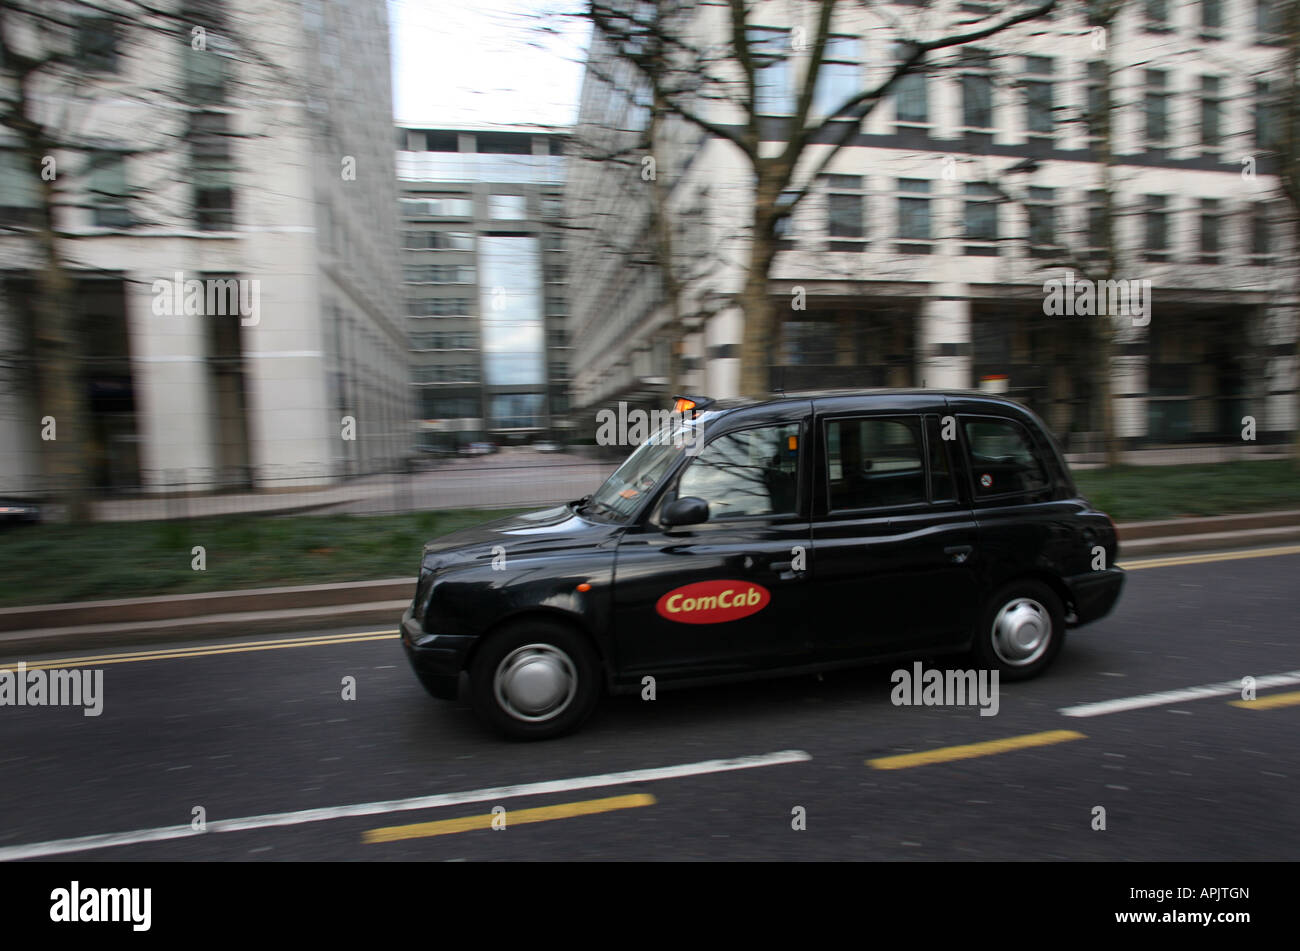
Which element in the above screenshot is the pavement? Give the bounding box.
[85,450,616,521]
[0,544,1295,861]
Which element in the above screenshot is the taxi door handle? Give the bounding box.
[944,545,972,564]
[769,560,793,572]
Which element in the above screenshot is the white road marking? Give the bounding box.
[1059,670,1300,718]
[0,749,811,861]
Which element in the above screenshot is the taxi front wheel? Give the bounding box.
[973,580,1065,682]
[470,620,601,740]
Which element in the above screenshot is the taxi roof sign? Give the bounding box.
[672,394,714,414]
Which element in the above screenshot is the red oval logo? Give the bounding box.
[655,580,771,624]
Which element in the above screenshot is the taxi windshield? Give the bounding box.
[583,414,711,520]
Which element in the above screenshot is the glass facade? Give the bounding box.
[479,236,544,387]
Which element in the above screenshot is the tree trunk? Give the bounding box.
[22,120,90,521]
[32,175,90,522]
[738,187,778,399]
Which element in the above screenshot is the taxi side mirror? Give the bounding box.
[662,496,709,528]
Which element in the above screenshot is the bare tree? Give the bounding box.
[583,0,1059,399]
[0,0,289,519]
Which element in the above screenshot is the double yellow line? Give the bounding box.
[1120,543,1300,572]
[7,629,398,673]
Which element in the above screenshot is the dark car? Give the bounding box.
[401,391,1124,739]
[0,497,41,526]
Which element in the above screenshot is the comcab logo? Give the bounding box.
[656,580,770,624]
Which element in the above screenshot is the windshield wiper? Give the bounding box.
[577,497,619,520]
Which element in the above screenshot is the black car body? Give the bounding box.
[402,390,1124,738]
[0,498,41,526]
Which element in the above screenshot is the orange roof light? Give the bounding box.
[673,397,697,413]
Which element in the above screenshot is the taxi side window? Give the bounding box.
[676,423,800,518]
[962,417,1049,497]
[826,416,926,510]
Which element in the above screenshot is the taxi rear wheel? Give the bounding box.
[470,620,600,740]
[973,579,1065,681]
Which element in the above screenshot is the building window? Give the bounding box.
[1023,56,1054,141]
[1257,0,1285,44]
[1198,199,1221,264]
[488,194,527,219]
[0,149,40,226]
[407,297,472,316]
[88,151,131,228]
[1025,187,1057,258]
[404,265,475,284]
[1256,81,1283,151]
[963,183,999,256]
[1144,0,1171,31]
[1144,70,1169,146]
[894,73,928,127]
[401,196,473,218]
[1249,203,1274,263]
[773,189,798,242]
[184,32,229,103]
[402,231,473,250]
[77,17,119,73]
[823,174,865,249]
[813,35,860,117]
[1200,0,1224,39]
[1085,61,1108,144]
[543,232,565,252]
[896,178,932,254]
[749,26,794,116]
[960,49,994,130]
[1143,195,1170,262]
[1200,76,1222,152]
[190,112,235,231]
[1085,190,1108,260]
[541,195,564,217]
[544,264,567,283]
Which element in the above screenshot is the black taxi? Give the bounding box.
[401,391,1124,739]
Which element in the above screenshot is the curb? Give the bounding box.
[3,511,1300,658]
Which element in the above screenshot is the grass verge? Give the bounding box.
[0,508,529,608]
[1073,459,1300,522]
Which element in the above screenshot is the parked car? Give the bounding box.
[459,442,497,457]
[533,441,562,453]
[0,497,41,526]
[401,391,1124,739]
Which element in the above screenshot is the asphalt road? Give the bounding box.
[1,546,1297,861]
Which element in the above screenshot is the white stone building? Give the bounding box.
[0,0,408,494]
[567,0,1298,449]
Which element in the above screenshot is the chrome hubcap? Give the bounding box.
[494,643,577,722]
[991,597,1051,666]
